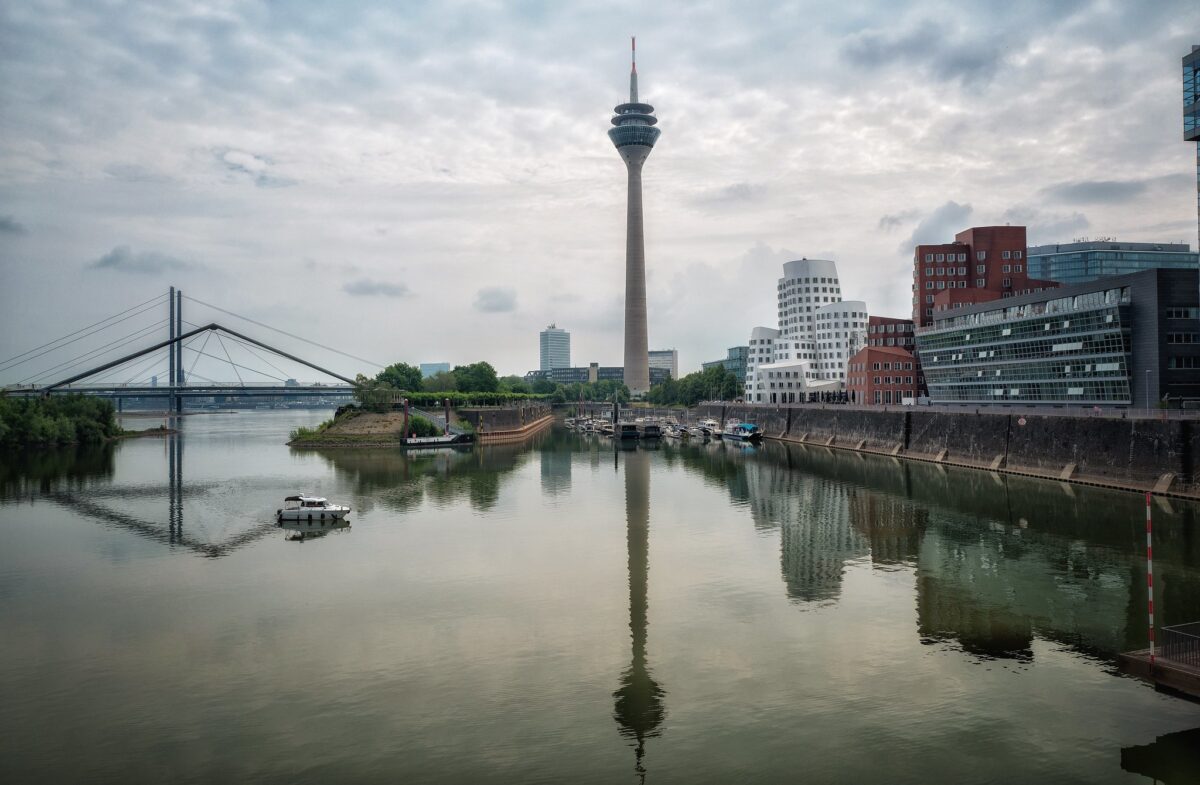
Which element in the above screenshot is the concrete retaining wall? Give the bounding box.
[458,403,552,433]
[696,403,1200,494]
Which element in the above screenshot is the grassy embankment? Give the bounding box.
[288,407,447,446]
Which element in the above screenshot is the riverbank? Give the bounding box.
[696,403,1200,500]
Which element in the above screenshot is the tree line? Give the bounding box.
[0,396,122,446]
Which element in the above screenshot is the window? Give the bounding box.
[926,281,934,289]
[1169,356,1200,368]
[936,267,944,276]
[936,254,945,262]
[1168,333,1199,344]
[1002,250,1012,260]
[976,278,986,287]
[925,267,933,276]
[1002,278,1011,287]
[958,253,967,262]
[1015,265,1022,273]
[1168,308,1199,319]
[924,254,933,263]
[937,281,945,289]
[925,294,934,303]
[958,267,967,275]
[976,264,986,274]
[976,251,986,261]
[1002,265,1011,273]
[1015,251,1022,259]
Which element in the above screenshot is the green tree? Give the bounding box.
[498,375,532,394]
[422,371,458,392]
[530,376,556,395]
[376,362,423,392]
[453,361,499,393]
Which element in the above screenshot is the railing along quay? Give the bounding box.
[1161,622,1200,669]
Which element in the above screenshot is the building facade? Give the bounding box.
[419,362,450,378]
[866,316,917,350]
[743,259,868,403]
[1026,241,1198,285]
[913,225,1058,327]
[525,364,671,387]
[1186,46,1199,247]
[648,349,678,380]
[539,324,571,371]
[915,269,1200,408]
[609,40,660,395]
[702,346,749,388]
[847,346,923,405]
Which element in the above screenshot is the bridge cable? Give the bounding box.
[20,318,170,385]
[0,294,168,374]
[185,330,213,382]
[182,295,383,368]
[180,319,289,379]
[214,332,245,386]
[186,346,286,383]
[107,333,204,386]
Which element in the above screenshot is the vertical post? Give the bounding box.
[443,397,450,436]
[168,286,175,414]
[175,289,183,413]
[402,398,410,442]
[1146,491,1156,672]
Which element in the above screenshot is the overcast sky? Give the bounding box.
[2,0,1198,385]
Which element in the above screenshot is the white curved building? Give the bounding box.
[743,259,868,404]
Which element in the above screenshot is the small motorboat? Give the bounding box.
[722,423,763,443]
[277,494,351,522]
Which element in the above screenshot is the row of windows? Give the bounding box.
[926,379,1131,404]
[848,376,917,386]
[1168,356,1200,369]
[920,250,1022,263]
[926,287,1128,331]
[869,323,913,334]
[1167,333,1199,344]
[1167,308,1200,319]
[848,361,915,371]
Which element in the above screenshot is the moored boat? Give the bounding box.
[277,494,351,521]
[616,422,640,440]
[722,423,763,442]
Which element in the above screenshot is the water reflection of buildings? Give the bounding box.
[679,439,1200,663]
[539,438,572,497]
[613,448,665,780]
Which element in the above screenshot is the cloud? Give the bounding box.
[104,163,171,183]
[215,149,295,188]
[901,201,974,251]
[474,286,516,313]
[841,20,1006,83]
[1001,206,1089,244]
[342,278,411,298]
[88,245,195,274]
[0,215,27,235]
[878,209,921,231]
[690,182,768,209]
[1040,174,1193,205]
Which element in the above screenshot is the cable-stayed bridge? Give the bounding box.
[0,287,373,408]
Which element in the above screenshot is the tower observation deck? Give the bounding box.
[610,37,660,395]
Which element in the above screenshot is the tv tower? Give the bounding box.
[609,37,661,395]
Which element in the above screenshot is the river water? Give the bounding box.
[1,410,1199,784]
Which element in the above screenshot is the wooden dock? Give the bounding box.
[1118,649,1200,700]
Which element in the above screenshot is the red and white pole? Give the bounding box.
[1146,491,1155,671]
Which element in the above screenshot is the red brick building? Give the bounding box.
[866,315,916,351]
[847,346,924,405]
[912,225,1058,327]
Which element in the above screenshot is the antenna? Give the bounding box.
[632,36,636,73]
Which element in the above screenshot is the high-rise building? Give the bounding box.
[1185,46,1199,247]
[609,38,660,396]
[702,346,749,389]
[648,349,678,380]
[1026,241,1198,285]
[743,258,868,404]
[912,225,1059,328]
[539,324,570,371]
[419,362,450,378]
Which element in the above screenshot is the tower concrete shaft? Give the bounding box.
[609,38,660,395]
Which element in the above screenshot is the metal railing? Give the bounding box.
[1160,622,1200,668]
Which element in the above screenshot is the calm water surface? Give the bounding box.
[2,411,1199,784]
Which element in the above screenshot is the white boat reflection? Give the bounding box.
[278,517,351,542]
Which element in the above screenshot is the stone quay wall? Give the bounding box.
[458,402,553,433]
[696,404,1199,496]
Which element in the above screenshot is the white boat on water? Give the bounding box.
[277,494,351,522]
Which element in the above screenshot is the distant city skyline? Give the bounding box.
[1,3,1198,383]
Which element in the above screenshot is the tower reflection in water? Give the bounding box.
[612,447,665,780]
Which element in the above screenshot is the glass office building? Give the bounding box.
[1186,46,1199,246]
[915,269,1200,408]
[1025,241,1197,285]
[539,324,571,372]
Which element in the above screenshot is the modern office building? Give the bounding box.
[743,258,868,403]
[702,346,749,388]
[913,225,1058,328]
[648,349,678,380]
[609,38,661,395]
[1026,241,1198,285]
[539,324,571,371]
[525,364,671,387]
[1186,46,1200,246]
[914,269,1200,408]
[419,362,450,378]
